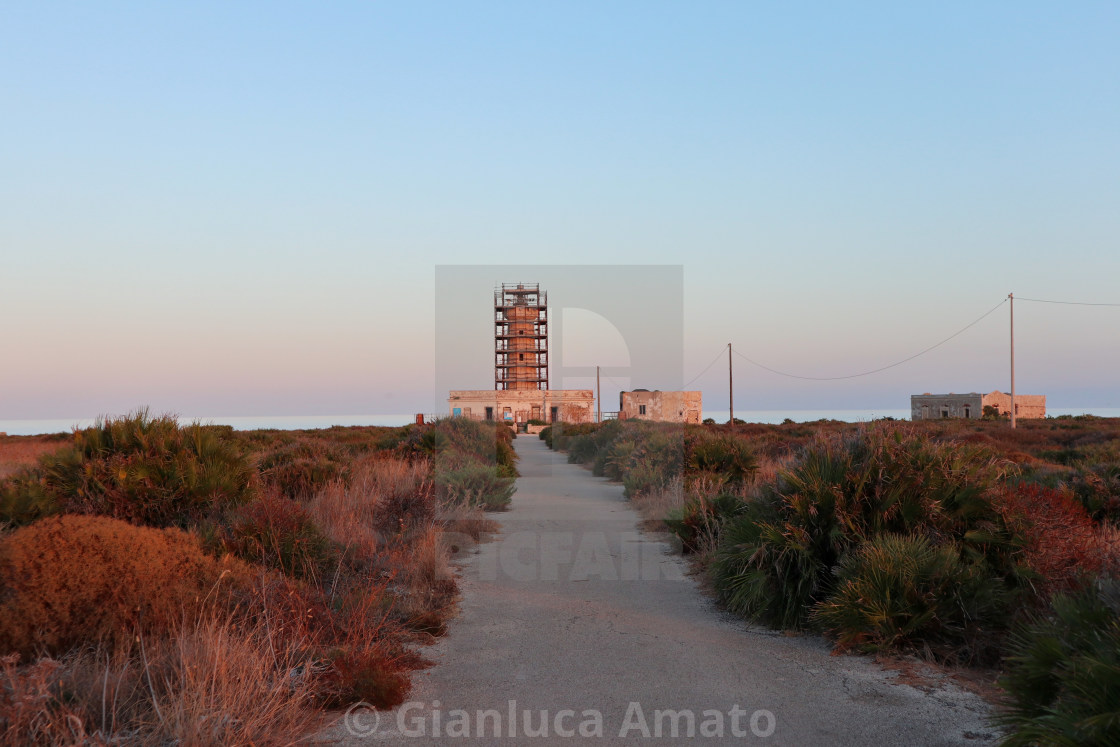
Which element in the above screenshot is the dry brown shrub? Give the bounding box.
[0,609,319,747]
[628,475,684,531]
[0,436,67,481]
[996,484,1116,597]
[0,515,252,656]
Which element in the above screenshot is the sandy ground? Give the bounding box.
[320,436,999,746]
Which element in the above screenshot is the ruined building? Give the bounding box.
[911,391,1046,420]
[619,389,702,424]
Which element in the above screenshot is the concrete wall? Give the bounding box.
[911,391,1046,420]
[619,390,702,424]
[448,390,595,424]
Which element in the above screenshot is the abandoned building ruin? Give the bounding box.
[618,389,702,424]
[910,391,1046,420]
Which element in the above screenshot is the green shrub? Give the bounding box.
[436,464,514,511]
[665,493,744,554]
[1070,463,1120,525]
[812,534,1009,658]
[998,582,1120,746]
[711,427,1015,632]
[12,410,256,528]
[0,469,55,526]
[688,435,757,486]
[257,439,350,499]
[0,515,252,655]
[567,435,599,465]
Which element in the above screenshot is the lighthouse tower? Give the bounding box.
[494,283,548,391]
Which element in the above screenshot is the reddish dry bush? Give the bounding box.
[319,646,414,709]
[224,491,337,578]
[996,484,1114,597]
[0,436,67,480]
[0,515,251,656]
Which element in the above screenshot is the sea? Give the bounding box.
[3,408,1120,436]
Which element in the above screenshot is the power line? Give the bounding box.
[683,347,728,388]
[730,297,1009,381]
[1016,297,1120,307]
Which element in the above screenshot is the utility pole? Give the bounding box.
[728,343,734,427]
[596,365,601,424]
[1009,293,1016,429]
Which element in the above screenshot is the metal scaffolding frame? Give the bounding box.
[494,283,548,390]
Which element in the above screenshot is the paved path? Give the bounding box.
[323,436,997,745]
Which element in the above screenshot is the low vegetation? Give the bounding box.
[0,411,512,745]
[546,415,1120,743]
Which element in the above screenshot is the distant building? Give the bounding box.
[619,390,702,424]
[910,391,1046,421]
[448,389,594,425]
[446,283,595,425]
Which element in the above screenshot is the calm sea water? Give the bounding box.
[4,408,1120,436]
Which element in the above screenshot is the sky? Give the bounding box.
[2,2,1119,424]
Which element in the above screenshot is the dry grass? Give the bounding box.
[0,436,67,480]
[0,605,320,746]
[627,475,684,532]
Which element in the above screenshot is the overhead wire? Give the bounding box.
[727,297,1009,380]
[1015,297,1120,307]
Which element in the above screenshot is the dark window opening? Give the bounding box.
[485,407,494,421]
[550,406,559,422]
[639,405,647,415]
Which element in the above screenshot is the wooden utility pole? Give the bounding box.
[1010,293,1016,429]
[596,365,601,424]
[728,343,734,426]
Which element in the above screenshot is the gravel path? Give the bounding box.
[321,435,998,745]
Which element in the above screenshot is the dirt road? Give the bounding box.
[324,436,997,745]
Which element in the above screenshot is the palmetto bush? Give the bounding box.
[11,409,256,528]
[665,493,745,555]
[811,534,1010,659]
[711,427,1016,637]
[687,434,758,487]
[998,582,1120,746]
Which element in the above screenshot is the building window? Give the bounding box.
[519,353,524,361]
[485,407,493,421]
[639,405,647,415]
[963,406,971,419]
[550,406,558,422]
[940,407,950,418]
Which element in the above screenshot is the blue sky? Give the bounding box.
[2,2,1118,421]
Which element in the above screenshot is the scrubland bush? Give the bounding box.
[223,492,337,578]
[998,582,1120,746]
[436,464,514,511]
[811,534,1010,659]
[710,428,1017,656]
[0,515,251,656]
[687,434,757,487]
[665,493,744,555]
[0,413,493,743]
[0,410,255,529]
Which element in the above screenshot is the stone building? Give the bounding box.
[447,283,595,425]
[619,389,702,424]
[911,391,1046,421]
[448,389,594,425]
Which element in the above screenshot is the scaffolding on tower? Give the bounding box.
[494,283,548,391]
